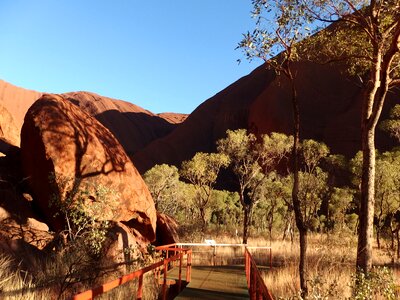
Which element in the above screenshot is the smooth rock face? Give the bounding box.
[0,103,21,151]
[20,94,157,242]
[133,61,399,173]
[63,91,186,157]
[0,80,186,157]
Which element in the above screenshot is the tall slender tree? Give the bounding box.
[238,0,311,293]
[241,0,400,277]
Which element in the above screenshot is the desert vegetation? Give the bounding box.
[144,124,400,298]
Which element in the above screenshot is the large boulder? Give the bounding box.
[20,94,157,242]
[0,155,52,250]
[62,91,186,157]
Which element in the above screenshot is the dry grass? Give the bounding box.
[0,245,160,300]
[0,253,54,300]
[181,231,400,299]
[261,233,400,299]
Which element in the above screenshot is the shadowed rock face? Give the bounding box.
[62,92,186,157]
[20,94,157,242]
[133,61,400,173]
[154,212,179,246]
[0,80,186,156]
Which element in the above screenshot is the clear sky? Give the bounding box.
[0,1,261,114]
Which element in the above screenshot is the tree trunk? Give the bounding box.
[287,67,308,296]
[243,204,252,244]
[299,229,308,297]
[396,229,400,259]
[376,228,380,249]
[200,207,207,232]
[357,126,376,273]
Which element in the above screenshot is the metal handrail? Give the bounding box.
[167,242,272,268]
[72,246,192,300]
[245,247,274,300]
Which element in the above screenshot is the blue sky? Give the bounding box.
[0,1,261,114]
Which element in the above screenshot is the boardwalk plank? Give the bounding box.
[171,265,249,299]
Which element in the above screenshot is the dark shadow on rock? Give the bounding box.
[94,110,179,156]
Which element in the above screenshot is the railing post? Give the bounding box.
[162,259,168,300]
[269,247,272,269]
[178,252,183,291]
[137,274,143,300]
[251,262,257,300]
[186,250,192,282]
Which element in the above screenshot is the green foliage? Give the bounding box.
[217,129,292,194]
[351,267,397,300]
[180,152,229,187]
[328,187,355,231]
[210,190,241,228]
[298,168,328,230]
[143,164,180,211]
[297,1,400,78]
[50,174,118,255]
[180,152,230,230]
[298,140,330,230]
[238,0,311,69]
[253,172,292,238]
[350,150,400,217]
[301,139,330,172]
[217,129,293,242]
[380,104,400,142]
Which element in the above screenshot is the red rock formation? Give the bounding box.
[0,103,22,149]
[133,61,399,173]
[20,94,157,242]
[62,92,183,157]
[154,212,179,246]
[0,80,185,156]
[157,112,188,124]
[0,154,52,250]
[0,80,42,130]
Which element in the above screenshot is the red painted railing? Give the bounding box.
[72,246,192,300]
[245,247,274,300]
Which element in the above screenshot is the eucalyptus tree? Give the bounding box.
[180,152,230,231]
[238,1,316,293]
[241,0,400,275]
[217,129,292,244]
[299,0,400,274]
[253,171,292,241]
[351,150,400,250]
[143,164,180,212]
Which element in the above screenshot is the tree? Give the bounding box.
[50,174,118,255]
[351,150,400,251]
[299,0,400,274]
[217,129,292,244]
[143,164,180,213]
[328,187,355,232]
[253,171,291,241]
[242,0,400,275]
[180,152,230,231]
[210,190,241,231]
[238,0,311,293]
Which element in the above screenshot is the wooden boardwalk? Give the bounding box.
[169,265,249,299]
